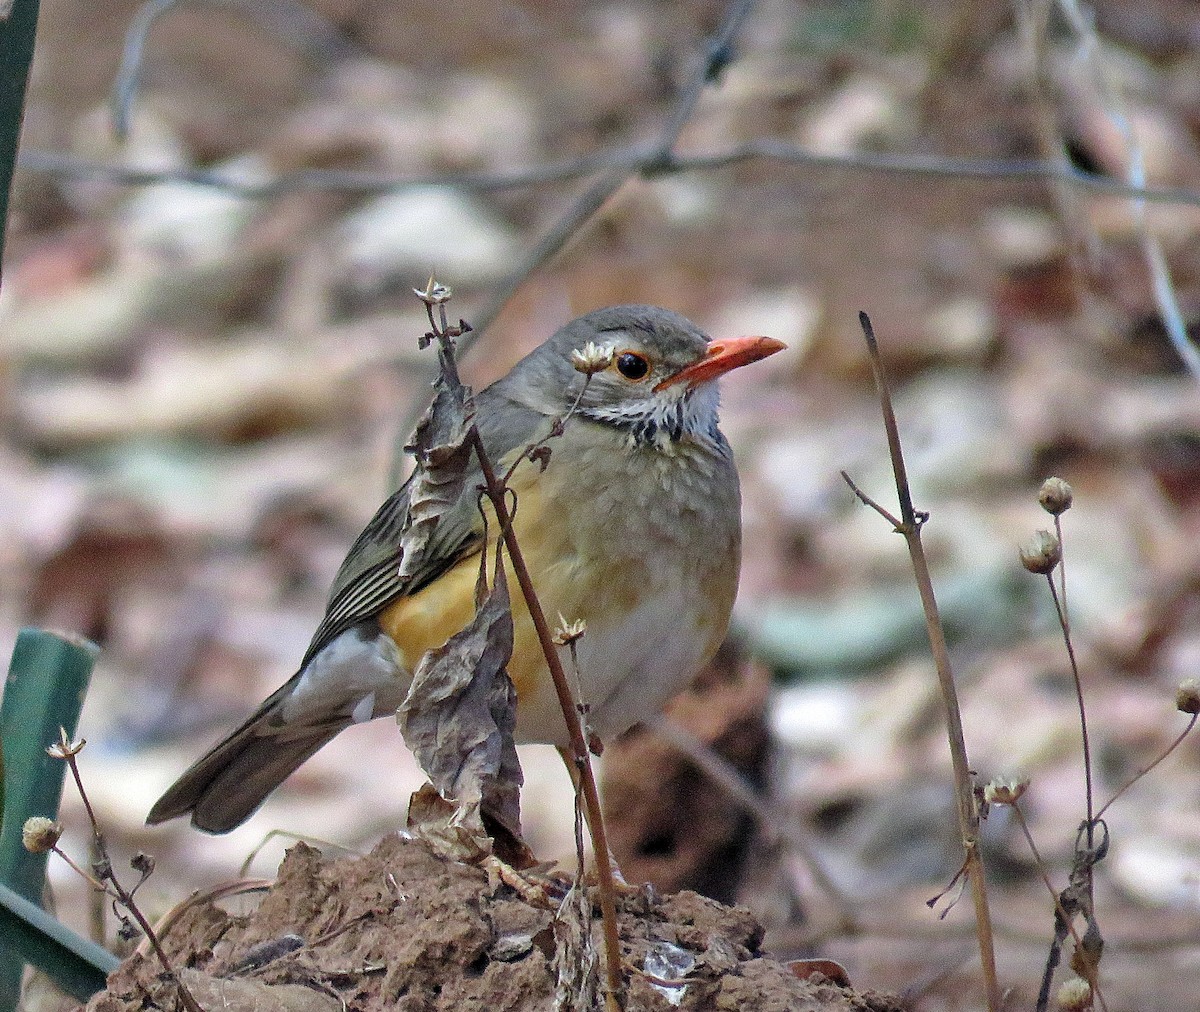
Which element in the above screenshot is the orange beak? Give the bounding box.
[653,335,787,392]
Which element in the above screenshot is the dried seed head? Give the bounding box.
[46,726,85,760]
[1056,976,1092,1010]
[131,852,156,877]
[1020,529,1061,574]
[1038,477,1074,516]
[553,615,587,647]
[413,277,452,305]
[1176,678,1200,715]
[570,341,615,376]
[22,817,63,853]
[983,778,1029,806]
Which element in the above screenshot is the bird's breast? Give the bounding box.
[370,421,743,746]
[498,423,743,743]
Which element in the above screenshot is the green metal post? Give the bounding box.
[0,0,41,283]
[0,630,99,1008]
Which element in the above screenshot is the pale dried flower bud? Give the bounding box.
[1176,678,1200,715]
[1038,477,1074,516]
[1056,976,1092,1010]
[46,726,86,760]
[983,778,1029,806]
[553,615,587,647]
[1020,530,1061,574]
[22,817,63,853]
[413,277,452,305]
[570,341,615,376]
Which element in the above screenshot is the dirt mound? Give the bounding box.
[86,834,901,1011]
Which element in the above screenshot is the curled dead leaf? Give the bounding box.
[397,567,524,862]
[399,368,475,582]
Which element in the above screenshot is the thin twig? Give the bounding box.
[840,470,902,529]
[1095,711,1197,821]
[50,731,204,1012]
[1013,0,1106,332]
[1010,803,1109,1012]
[844,312,1001,1011]
[469,423,626,1010]
[650,0,757,159]
[1053,513,1069,638]
[110,0,351,140]
[1052,0,1200,380]
[109,0,179,141]
[1044,571,1095,855]
[1040,501,1103,992]
[48,844,108,893]
[417,287,625,1009]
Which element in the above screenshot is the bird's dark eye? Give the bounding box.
[615,351,650,380]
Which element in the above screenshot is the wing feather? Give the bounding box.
[299,387,545,669]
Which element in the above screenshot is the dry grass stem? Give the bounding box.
[842,311,1001,1011]
[1007,802,1108,1012]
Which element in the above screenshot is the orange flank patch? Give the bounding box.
[375,470,576,705]
[376,551,548,703]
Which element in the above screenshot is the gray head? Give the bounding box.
[491,305,784,444]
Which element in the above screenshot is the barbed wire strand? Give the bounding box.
[18,142,1200,210]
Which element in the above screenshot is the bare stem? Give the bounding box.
[500,376,592,488]
[419,292,625,1009]
[1053,514,1069,636]
[1095,712,1197,821]
[847,311,1000,1011]
[468,430,625,1010]
[50,845,109,894]
[1011,804,1108,1012]
[1045,570,1095,856]
[1010,803,1081,948]
[840,470,902,529]
[55,742,203,1012]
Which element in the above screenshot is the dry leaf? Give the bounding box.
[404,782,493,862]
[397,566,523,861]
[398,366,475,581]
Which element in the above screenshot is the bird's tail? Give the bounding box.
[146,684,348,834]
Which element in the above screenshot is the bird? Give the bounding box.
[147,305,785,833]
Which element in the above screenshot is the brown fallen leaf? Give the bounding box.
[397,564,525,864]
